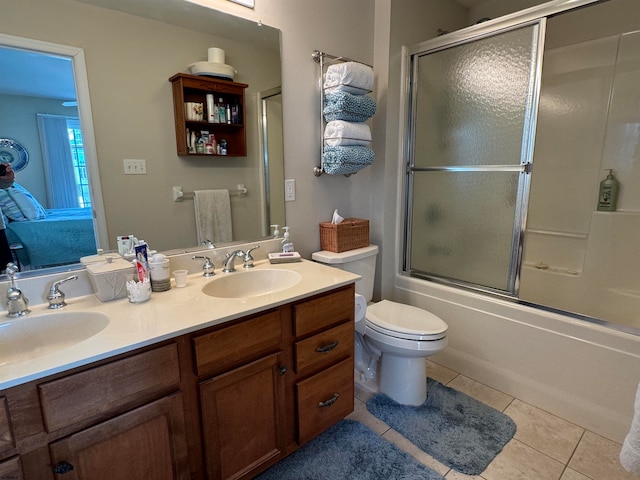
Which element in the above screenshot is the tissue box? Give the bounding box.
[319,218,369,253]
[86,258,135,302]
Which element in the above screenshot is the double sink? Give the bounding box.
[0,266,303,367]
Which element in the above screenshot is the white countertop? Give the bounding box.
[0,259,359,390]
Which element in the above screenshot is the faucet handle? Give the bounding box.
[47,275,78,309]
[192,255,215,277]
[5,262,18,277]
[243,245,260,269]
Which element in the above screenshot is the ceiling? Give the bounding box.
[0,47,76,100]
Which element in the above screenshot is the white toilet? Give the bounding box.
[312,245,448,406]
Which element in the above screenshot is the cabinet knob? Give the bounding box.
[52,461,74,474]
[318,393,340,408]
[278,365,288,376]
[315,340,339,353]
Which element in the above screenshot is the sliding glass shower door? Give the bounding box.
[405,21,544,294]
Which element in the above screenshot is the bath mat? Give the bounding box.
[256,419,445,480]
[366,378,516,476]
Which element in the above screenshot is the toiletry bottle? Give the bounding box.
[218,97,227,124]
[597,169,619,212]
[226,103,231,124]
[210,134,217,154]
[280,226,294,252]
[220,139,227,155]
[206,94,215,123]
[196,134,205,154]
[190,131,197,153]
[270,224,280,238]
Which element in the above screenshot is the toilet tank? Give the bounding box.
[311,245,378,301]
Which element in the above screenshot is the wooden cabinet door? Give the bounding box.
[0,456,22,480]
[49,393,189,480]
[200,352,285,480]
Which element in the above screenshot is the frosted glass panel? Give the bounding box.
[413,25,538,168]
[410,171,520,291]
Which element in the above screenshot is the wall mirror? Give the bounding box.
[0,0,283,276]
[405,0,640,334]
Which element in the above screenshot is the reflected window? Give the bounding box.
[67,118,91,208]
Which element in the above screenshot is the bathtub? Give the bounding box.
[393,273,640,443]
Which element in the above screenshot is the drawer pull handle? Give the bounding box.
[315,340,339,353]
[279,365,288,376]
[318,393,340,408]
[52,461,74,474]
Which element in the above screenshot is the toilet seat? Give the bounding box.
[365,300,447,341]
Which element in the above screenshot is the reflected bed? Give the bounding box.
[5,207,96,269]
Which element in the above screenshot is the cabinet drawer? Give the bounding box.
[294,321,353,374]
[296,357,354,444]
[39,344,180,433]
[193,309,282,377]
[0,397,14,454]
[0,456,21,480]
[293,285,354,337]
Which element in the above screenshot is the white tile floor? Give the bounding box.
[346,360,637,480]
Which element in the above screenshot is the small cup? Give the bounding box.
[173,269,188,288]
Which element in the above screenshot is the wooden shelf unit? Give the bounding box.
[169,73,248,157]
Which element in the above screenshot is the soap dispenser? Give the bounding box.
[271,224,280,238]
[597,169,619,212]
[280,226,294,252]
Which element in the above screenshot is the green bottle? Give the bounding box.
[597,169,619,212]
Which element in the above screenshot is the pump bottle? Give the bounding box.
[597,169,619,212]
[280,226,294,252]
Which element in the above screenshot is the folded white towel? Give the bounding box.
[324,120,372,146]
[194,189,232,244]
[620,381,640,474]
[324,62,373,95]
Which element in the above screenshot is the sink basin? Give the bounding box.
[202,269,302,298]
[0,311,109,366]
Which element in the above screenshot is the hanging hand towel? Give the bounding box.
[620,381,640,474]
[194,189,232,244]
[322,145,375,175]
[324,120,372,146]
[323,61,373,95]
[324,91,376,123]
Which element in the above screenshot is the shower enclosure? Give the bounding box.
[403,0,640,333]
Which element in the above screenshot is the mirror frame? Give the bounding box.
[0,33,108,277]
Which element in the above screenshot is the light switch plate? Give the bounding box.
[124,159,147,175]
[285,179,295,201]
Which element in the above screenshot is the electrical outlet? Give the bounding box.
[284,179,295,201]
[124,159,147,175]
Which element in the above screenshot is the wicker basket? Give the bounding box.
[319,218,369,253]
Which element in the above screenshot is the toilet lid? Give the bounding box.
[366,300,447,340]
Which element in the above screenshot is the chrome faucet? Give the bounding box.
[222,250,245,273]
[47,275,79,309]
[192,255,215,277]
[243,245,260,269]
[5,263,30,318]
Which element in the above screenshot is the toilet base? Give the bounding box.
[354,370,379,395]
[379,354,427,406]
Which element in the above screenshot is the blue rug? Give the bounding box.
[256,419,445,480]
[366,378,516,476]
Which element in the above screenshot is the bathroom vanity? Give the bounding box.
[0,260,357,479]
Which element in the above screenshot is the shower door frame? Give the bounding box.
[401,0,605,298]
